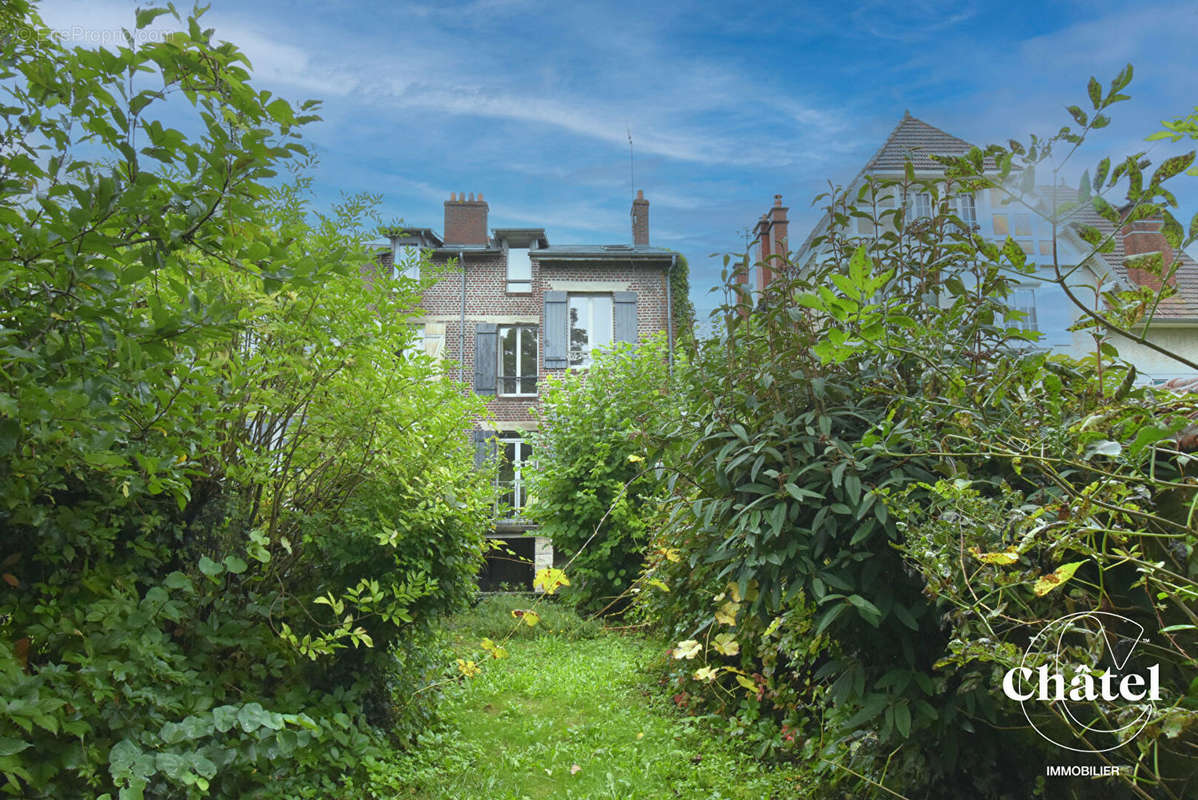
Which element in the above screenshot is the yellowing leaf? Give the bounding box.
[647,578,670,592]
[662,548,681,563]
[726,582,742,603]
[456,658,480,678]
[762,617,783,639]
[712,633,740,656]
[533,567,570,594]
[480,638,509,659]
[714,601,740,627]
[510,608,541,626]
[694,666,719,682]
[735,674,757,691]
[972,548,1020,565]
[673,639,702,659]
[1033,561,1086,597]
[627,454,645,463]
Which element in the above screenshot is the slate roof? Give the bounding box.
[532,244,675,261]
[1038,186,1198,320]
[864,111,981,172]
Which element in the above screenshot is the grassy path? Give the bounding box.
[390,599,805,799]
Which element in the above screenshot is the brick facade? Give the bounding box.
[383,193,676,588]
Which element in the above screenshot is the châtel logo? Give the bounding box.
[1001,611,1159,754]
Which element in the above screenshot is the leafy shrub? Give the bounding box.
[642,68,1197,799]
[527,336,677,613]
[0,5,489,796]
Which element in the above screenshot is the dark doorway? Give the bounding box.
[478,537,534,591]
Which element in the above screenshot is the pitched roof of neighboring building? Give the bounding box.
[1038,185,1198,320]
[864,111,981,172]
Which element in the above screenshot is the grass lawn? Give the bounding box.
[388,596,807,799]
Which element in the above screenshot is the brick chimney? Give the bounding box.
[1121,214,1175,291]
[753,194,789,292]
[631,189,649,246]
[444,192,489,246]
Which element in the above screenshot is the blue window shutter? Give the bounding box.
[543,291,567,368]
[474,323,498,394]
[613,291,638,344]
[473,429,496,469]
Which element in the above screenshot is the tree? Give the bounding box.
[1,5,489,796]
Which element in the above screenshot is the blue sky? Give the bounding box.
[38,0,1198,322]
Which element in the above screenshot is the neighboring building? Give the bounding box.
[758,112,1198,382]
[377,191,677,589]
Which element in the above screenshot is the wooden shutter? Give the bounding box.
[474,322,498,394]
[613,291,638,344]
[543,291,567,369]
[473,429,496,469]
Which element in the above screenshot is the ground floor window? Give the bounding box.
[497,433,531,518]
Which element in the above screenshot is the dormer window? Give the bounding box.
[393,245,420,282]
[507,247,531,293]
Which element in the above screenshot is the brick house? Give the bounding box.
[752,112,1198,381]
[378,191,678,589]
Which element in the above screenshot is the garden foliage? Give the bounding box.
[527,336,677,612]
[0,5,489,797]
[640,67,1198,799]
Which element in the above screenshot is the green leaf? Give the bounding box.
[198,556,223,578]
[237,702,269,733]
[1087,76,1101,109]
[135,7,172,29]
[223,555,248,574]
[894,701,911,738]
[0,738,30,757]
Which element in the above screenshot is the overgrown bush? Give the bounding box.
[641,68,1197,799]
[527,335,678,613]
[0,5,489,796]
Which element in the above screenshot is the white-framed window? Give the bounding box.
[1008,280,1074,349]
[499,325,537,396]
[507,247,532,293]
[909,191,933,220]
[393,245,420,282]
[497,433,530,518]
[568,294,613,368]
[954,193,977,229]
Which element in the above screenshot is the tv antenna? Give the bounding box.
[627,125,635,199]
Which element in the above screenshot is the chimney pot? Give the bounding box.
[450,192,456,201]
[478,193,484,201]
[469,192,475,201]
[774,194,783,206]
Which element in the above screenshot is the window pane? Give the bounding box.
[592,295,612,348]
[394,245,420,281]
[569,295,613,368]
[993,214,1009,236]
[507,248,531,281]
[569,297,589,367]
[507,248,531,292]
[957,194,976,227]
[520,327,537,393]
[1014,214,1032,236]
[500,327,517,394]
[1009,288,1037,331]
